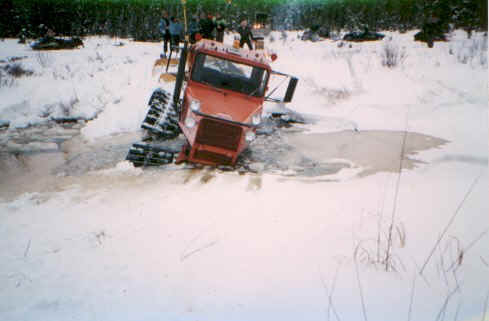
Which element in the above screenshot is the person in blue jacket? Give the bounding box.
[169,17,183,53]
[158,11,171,58]
[189,15,200,44]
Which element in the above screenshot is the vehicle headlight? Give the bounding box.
[185,115,196,128]
[251,114,261,125]
[190,99,201,112]
[245,131,256,142]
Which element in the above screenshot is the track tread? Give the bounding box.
[126,88,182,167]
[126,143,174,167]
[141,89,181,140]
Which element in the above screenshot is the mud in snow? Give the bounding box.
[0,122,448,201]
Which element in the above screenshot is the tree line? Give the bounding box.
[1,0,486,41]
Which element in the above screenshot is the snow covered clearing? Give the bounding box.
[0,30,488,321]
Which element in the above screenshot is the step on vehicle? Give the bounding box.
[126,7,298,168]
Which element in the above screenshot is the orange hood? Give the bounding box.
[186,83,262,123]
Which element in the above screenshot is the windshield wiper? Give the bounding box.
[248,86,261,97]
[265,76,288,101]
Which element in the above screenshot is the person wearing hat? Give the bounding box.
[237,19,253,50]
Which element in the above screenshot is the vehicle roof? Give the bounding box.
[192,39,272,68]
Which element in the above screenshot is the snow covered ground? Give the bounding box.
[0,30,488,321]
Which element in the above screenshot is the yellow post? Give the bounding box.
[181,0,189,42]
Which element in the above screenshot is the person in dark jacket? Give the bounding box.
[214,13,226,43]
[237,19,253,50]
[199,12,216,40]
[158,10,171,58]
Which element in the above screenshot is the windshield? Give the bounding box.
[191,53,268,97]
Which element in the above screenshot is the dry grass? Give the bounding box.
[420,172,484,275]
[353,221,406,273]
[380,40,407,68]
[36,51,53,68]
[3,63,34,78]
[0,63,34,87]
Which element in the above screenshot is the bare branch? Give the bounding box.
[180,240,218,262]
[482,290,489,321]
[407,274,417,321]
[420,172,483,275]
[453,300,462,321]
[385,108,410,271]
[447,229,489,271]
[481,256,489,268]
[23,239,31,258]
[354,257,368,321]
[435,285,460,321]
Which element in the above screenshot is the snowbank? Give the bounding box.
[0,30,487,321]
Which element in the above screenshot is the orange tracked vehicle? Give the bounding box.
[126,6,297,168]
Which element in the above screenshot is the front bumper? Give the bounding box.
[180,112,257,166]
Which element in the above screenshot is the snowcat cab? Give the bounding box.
[177,41,270,165]
[126,5,297,168]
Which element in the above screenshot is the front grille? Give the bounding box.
[194,150,233,165]
[196,118,242,151]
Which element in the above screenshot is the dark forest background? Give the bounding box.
[1,0,487,41]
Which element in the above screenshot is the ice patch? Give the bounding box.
[91,160,143,176]
[1,192,41,208]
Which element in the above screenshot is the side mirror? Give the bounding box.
[283,77,298,103]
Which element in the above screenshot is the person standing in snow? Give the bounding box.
[158,10,171,58]
[189,14,201,44]
[169,17,183,53]
[214,13,226,43]
[199,12,216,40]
[237,19,253,50]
